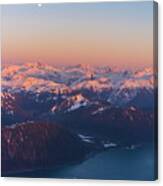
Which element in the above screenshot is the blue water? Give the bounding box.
[12,145,156,180]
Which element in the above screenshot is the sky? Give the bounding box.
[1,2,154,69]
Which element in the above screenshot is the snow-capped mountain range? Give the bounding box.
[1,62,156,125]
[2,62,154,93]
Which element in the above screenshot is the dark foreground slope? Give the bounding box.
[1,122,88,176]
[52,106,154,145]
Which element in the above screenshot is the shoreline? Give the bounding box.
[2,143,150,177]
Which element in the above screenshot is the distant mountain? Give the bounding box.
[51,93,89,113]
[1,63,156,126]
[2,63,154,108]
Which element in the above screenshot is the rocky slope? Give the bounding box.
[1,122,89,176]
[50,104,154,145]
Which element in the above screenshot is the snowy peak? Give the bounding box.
[120,78,153,90]
[134,67,153,78]
[22,77,69,93]
[51,94,89,113]
[72,77,112,92]
[67,94,89,112]
[69,94,88,103]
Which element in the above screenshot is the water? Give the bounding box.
[11,145,156,180]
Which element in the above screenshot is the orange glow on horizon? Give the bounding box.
[1,2,154,69]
